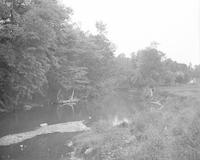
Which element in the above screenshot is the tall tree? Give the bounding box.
[131,46,164,88]
[0,0,73,110]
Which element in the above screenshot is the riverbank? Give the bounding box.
[67,87,200,160]
[1,86,200,160]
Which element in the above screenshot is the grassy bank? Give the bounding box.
[69,86,200,160]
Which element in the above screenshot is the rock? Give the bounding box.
[67,141,73,147]
[112,116,130,127]
[20,144,24,151]
[24,105,32,111]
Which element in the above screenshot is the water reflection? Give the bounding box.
[0,102,90,137]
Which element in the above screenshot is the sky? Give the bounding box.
[60,0,200,65]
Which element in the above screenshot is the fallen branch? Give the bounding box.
[57,89,80,113]
[0,121,90,146]
[151,101,164,110]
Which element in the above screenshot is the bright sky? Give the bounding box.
[61,0,200,65]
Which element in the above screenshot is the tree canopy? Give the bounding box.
[0,0,198,111]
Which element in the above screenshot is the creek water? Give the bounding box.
[0,103,91,160]
[0,92,139,160]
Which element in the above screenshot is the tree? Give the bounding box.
[193,65,200,83]
[95,21,107,35]
[162,58,193,85]
[0,0,73,110]
[131,46,164,88]
[0,1,117,110]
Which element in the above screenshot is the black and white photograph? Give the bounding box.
[0,0,200,159]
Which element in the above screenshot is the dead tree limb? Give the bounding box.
[57,89,80,113]
[0,121,90,146]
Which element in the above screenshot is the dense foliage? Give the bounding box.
[0,0,114,110]
[0,0,198,112]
